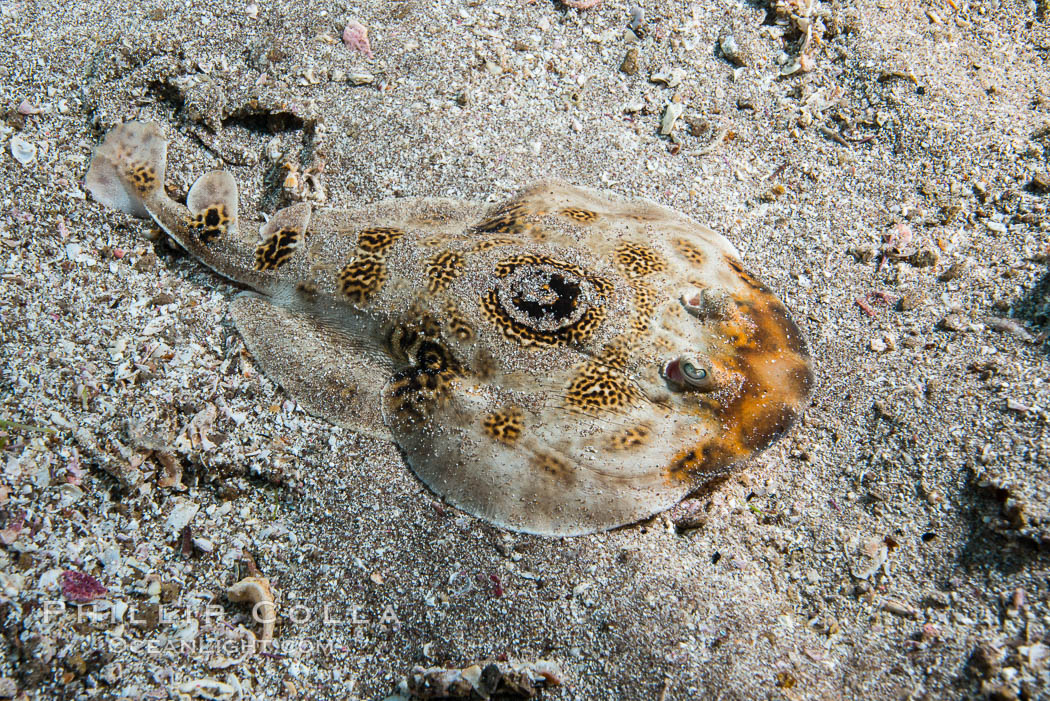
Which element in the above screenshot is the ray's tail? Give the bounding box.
[85,122,304,293]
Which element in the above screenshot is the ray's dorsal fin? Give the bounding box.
[85,121,284,293]
[186,170,240,241]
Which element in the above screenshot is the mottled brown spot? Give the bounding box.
[493,254,556,279]
[482,407,524,446]
[356,227,405,254]
[564,362,643,414]
[724,255,771,294]
[425,250,465,294]
[338,254,386,304]
[615,242,667,279]
[629,281,658,333]
[473,348,497,380]
[653,336,675,353]
[530,451,575,483]
[666,441,739,482]
[474,201,535,235]
[606,425,653,451]
[673,237,707,266]
[296,281,318,297]
[128,162,157,195]
[560,207,599,223]
[599,336,636,371]
[254,227,301,271]
[444,301,475,342]
[471,236,518,252]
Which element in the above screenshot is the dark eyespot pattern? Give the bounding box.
[187,204,231,244]
[384,340,461,431]
[480,257,609,348]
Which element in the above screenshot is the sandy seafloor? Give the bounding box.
[0,0,1049,698]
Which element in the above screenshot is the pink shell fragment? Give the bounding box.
[0,511,24,545]
[17,99,41,116]
[564,0,603,8]
[342,21,373,59]
[60,570,107,602]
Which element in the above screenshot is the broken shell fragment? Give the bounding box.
[9,135,37,165]
[342,20,373,59]
[719,33,745,66]
[660,102,684,135]
[226,576,275,642]
[17,99,41,115]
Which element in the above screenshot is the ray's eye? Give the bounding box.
[664,354,717,392]
[681,362,707,382]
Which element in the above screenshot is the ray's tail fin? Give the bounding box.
[85,122,277,291]
[85,121,168,219]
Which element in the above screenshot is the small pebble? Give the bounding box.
[938,261,967,282]
[719,33,745,66]
[563,0,602,9]
[100,663,122,686]
[343,20,373,59]
[650,67,685,87]
[1006,398,1031,413]
[939,313,967,332]
[1031,172,1050,193]
[166,498,200,536]
[986,317,1035,342]
[628,5,644,31]
[907,246,940,268]
[620,48,639,75]
[882,597,918,618]
[898,289,925,311]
